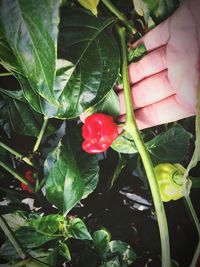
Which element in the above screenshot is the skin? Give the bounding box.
[118,0,200,129]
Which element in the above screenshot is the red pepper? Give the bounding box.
[20,170,34,193]
[82,113,118,154]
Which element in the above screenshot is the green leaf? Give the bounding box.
[0,89,43,136]
[93,229,111,254]
[44,140,85,215]
[59,242,71,261]
[128,43,147,63]
[30,214,64,235]
[2,211,27,231]
[55,8,120,118]
[65,127,100,199]
[30,248,58,266]
[0,227,56,260]
[108,153,128,189]
[0,0,61,105]
[133,0,180,25]
[100,256,121,267]
[111,132,138,154]
[82,89,120,119]
[146,124,192,164]
[68,217,92,240]
[103,240,137,266]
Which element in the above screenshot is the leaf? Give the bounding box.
[30,214,64,235]
[146,124,192,164]
[103,240,137,266]
[44,140,85,215]
[93,229,111,254]
[111,132,138,154]
[82,89,120,119]
[65,127,100,199]
[68,217,92,240]
[0,89,43,136]
[59,242,71,261]
[56,8,120,118]
[109,153,128,189]
[30,248,58,267]
[133,0,180,25]
[2,211,27,231]
[100,256,121,267]
[0,227,56,260]
[128,43,147,63]
[0,0,61,105]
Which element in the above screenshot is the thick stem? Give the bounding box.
[101,0,136,34]
[33,117,49,153]
[184,194,200,267]
[0,141,37,169]
[0,215,27,259]
[117,26,171,267]
[0,160,34,191]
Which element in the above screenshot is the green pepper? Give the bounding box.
[154,163,192,202]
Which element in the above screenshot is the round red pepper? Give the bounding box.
[82,113,118,154]
[20,170,34,193]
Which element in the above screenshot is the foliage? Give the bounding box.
[0,1,199,267]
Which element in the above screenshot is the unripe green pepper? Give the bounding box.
[154,163,192,202]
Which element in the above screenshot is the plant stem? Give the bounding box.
[117,26,171,267]
[0,215,27,259]
[184,194,200,267]
[33,117,49,153]
[101,0,136,34]
[0,141,37,169]
[0,160,34,191]
[0,72,12,76]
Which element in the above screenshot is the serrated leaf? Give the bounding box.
[44,140,85,215]
[68,218,92,240]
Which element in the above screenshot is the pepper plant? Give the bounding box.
[0,0,200,267]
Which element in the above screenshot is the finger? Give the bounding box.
[128,46,167,84]
[118,95,196,130]
[132,18,170,51]
[118,70,175,114]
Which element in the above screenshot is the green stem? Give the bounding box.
[184,194,200,267]
[0,141,37,169]
[101,0,136,34]
[0,215,27,259]
[117,26,171,267]
[33,117,49,153]
[0,72,12,76]
[0,160,34,191]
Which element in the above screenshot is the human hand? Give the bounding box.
[118,0,200,129]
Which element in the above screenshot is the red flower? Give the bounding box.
[82,113,118,154]
[20,170,34,193]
